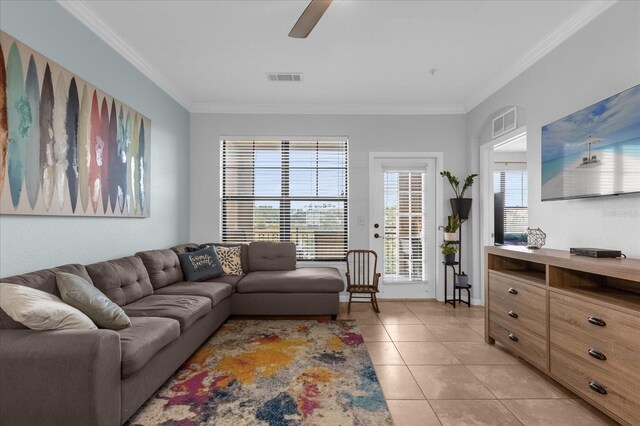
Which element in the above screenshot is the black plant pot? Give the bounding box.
[450,198,472,220]
[443,253,456,265]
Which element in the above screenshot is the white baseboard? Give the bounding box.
[339,294,484,306]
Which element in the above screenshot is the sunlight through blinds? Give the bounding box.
[221,140,348,260]
[494,170,528,235]
[383,171,425,282]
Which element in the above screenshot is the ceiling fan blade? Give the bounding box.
[288,0,332,39]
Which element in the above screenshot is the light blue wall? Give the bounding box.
[0,1,190,276]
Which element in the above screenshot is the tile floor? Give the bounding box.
[338,301,618,426]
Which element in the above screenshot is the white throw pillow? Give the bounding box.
[0,283,97,330]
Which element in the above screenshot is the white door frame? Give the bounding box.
[478,126,527,305]
[369,152,444,301]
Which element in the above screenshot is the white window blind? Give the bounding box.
[383,171,425,282]
[494,170,528,234]
[221,139,348,260]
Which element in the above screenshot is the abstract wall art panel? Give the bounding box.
[0,31,150,217]
[541,84,640,201]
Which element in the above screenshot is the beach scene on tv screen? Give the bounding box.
[541,84,640,201]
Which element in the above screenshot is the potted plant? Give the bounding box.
[440,171,478,219]
[438,215,460,241]
[440,242,458,265]
[455,271,469,286]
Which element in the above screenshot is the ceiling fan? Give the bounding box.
[289,0,333,38]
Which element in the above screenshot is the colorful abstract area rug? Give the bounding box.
[127,320,393,426]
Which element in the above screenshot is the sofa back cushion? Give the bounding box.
[248,242,296,271]
[85,256,153,306]
[136,249,184,289]
[0,264,92,329]
[200,243,250,273]
[170,243,200,254]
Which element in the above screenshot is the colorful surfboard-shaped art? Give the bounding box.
[100,98,109,213]
[128,113,138,215]
[53,72,68,210]
[108,100,118,213]
[66,78,79,213]
[116,106,127,213]
[0,32,150,217]
[40,64,55,211]
[0,43,7,200]
[25,55,40,209]
[7,43,29,209]
[77,84,90,213]
[138,120,145,214]
[89,91,101,213]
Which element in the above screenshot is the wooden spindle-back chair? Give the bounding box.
[345,250,381,313]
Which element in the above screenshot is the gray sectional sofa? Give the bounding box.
[0,241,343,426]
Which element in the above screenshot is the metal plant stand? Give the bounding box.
[443,220,471,308]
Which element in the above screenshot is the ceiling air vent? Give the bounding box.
[492,107,517,139]
[267,73,303,82]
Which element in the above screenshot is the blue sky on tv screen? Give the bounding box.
[541,84,640,163]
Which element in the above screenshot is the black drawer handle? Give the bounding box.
[508,310,518,319]
[587,348,607,361]
[507,288,518,295]
[588,380,607,395]
[508,333,518,342]
[587,316,606,327]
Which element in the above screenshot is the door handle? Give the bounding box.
[374,233,385,239]
[507,288,518,295]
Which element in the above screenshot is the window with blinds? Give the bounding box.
[383,171,425,282]
[494,170,528,236]
[221,139,348,260]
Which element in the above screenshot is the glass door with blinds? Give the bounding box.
[221,139,348,261]
[371,156,436,299]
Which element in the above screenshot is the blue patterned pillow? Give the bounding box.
[178,246,223,281]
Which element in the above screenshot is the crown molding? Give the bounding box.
[57,0,191,110]
[465,0,617,112]
[190,103,467,115]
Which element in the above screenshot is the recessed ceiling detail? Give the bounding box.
[57,0,617,114]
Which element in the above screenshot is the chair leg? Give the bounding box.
[347,292,353,313]
[371,293,380,313]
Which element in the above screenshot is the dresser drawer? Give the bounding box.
[549,292,640,384]
[489,271,547,336]
[489,271,546,310]
[489,311,547,369]
[551,344,640,425]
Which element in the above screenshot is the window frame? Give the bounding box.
[220,138,349,261]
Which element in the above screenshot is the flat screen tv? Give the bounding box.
[541,84,640,201]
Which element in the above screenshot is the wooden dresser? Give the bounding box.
[485,246,640,425]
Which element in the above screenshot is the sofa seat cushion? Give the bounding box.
[237,268,344,294]
[208,275,244,291]
[122,295,211,331]
[154,281,232,307]
[118,316,180,378]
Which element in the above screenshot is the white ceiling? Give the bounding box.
[59,0,615,113]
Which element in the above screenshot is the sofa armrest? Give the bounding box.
[0,328,121,426]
